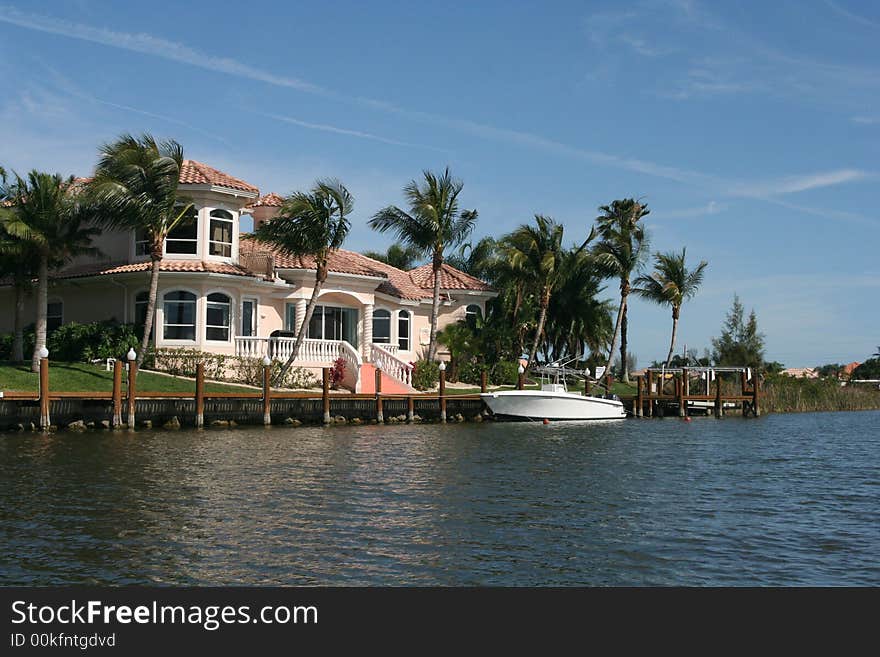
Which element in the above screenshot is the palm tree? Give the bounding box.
[503,215,595,368]
[0,171,100,370]
[88,134,187,367]
[635,248,708,367]
[592,199,650,384]
[446,236,498,281]
[0,167,37,363]
[253,179,353,383]
[363,243,422,270]
[546,248,613,364]
[370,168,477,361]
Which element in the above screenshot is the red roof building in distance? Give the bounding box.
[841,362,861,378]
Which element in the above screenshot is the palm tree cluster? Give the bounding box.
[2,132,710,385]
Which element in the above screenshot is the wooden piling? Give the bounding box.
[517,370,525,391]
[480,370,487,394]
[112,359,123,428]
[407,395,415,422]
[127,361,138,429]
[635,375,643,417]
[375,367,384,423]
[439,367,447,423]
[677,373,686,417]
[714,374,723,418]
[261,364,271,426]
[39,357,50,430]
[195,362,205,428]
[322,367,331,424]
[584,377,592,397]
[753,374,760,417]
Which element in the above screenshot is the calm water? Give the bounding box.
[1,411,878,586]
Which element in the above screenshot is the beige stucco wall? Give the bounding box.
[0,270,492,366]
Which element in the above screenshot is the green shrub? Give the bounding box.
[491,360,520,385]
[45,321,140,363]
[411,359,439,391]
[458,359,487,386]
[231,356,317,389]
[151,348,228,379]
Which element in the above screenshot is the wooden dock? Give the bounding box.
[624,367,760,418]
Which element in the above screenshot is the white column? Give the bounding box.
[295,298,307,335]
[363,303,374,361]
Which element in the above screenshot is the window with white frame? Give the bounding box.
[165,205,198,255]
[135,229,150,256]
[397,310,411,350]
[163,290,196,340]
[135,291,149,326]
[208,209,234,257]
[206,293,231,341]
[47,301,63,332]
[372,309,391,343]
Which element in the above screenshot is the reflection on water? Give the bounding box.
[1,411,878,585]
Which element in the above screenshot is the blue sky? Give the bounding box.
[0,0,877,366]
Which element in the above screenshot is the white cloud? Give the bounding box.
[259,112,448,153]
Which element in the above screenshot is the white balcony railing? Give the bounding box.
[370,343,414,388]
[235,336,364,391]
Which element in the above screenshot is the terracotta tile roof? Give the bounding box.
[243,192,284,211]
[178,160,259,194]
[407,262,494,292]
[239,237,493,300]
[52,259,255,280]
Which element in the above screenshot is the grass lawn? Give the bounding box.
[0,362,250,394]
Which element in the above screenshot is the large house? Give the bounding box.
[0,161,496,392]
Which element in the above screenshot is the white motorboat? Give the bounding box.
[480,361,626,421]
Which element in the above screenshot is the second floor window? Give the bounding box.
[209,209,234,257]
[166,205,198,255]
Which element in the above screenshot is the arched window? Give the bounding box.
[163,290,196,340]
[166,205,198,254]
[209,209,234,257]
[47,300,63,332]
[135,291,149,326]
[466,304,482,326]
[372,309,391,344]
[206,292,231,341]
[397,310,411,351]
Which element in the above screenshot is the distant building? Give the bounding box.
[781,367,818,378]
[841,362,862,379]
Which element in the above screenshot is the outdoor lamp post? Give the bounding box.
[438,361,447,423]
[38,346,50,429]
[126,348,137,429]
[517,364,525,391]
[262,355,272,426]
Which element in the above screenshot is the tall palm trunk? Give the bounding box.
[665,305,680,368]
[137,257,162,367]
[12,281,25,362]
[602,289,627,386]
[427,252,443,361]
[527,289,550,368]
[31,254,49,372]
[620,301,630,383]
[277,264,327,384]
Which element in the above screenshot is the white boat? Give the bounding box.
[480,360,626,421]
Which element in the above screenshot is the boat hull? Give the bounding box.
[480,390,626,421]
